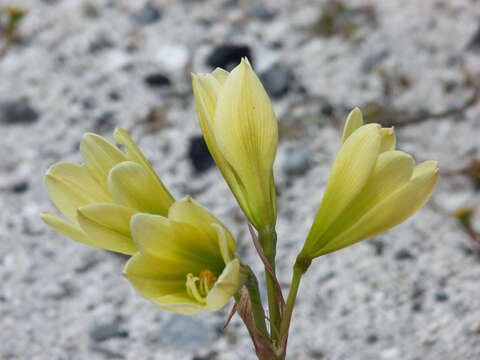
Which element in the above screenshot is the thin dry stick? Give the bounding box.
[222,303,237,331]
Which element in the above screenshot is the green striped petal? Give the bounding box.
[301,124,382,257]
[212,58,278,229]
[113,128,174,207]
[77,203,137,254]
[41,211,96,247]
[130,213,224,273]
[80,133,127,193]
[124,253,188,299]
[313,151,414,256]
[45,162,111,224]
[108,161,171,216]
[341,107,363,144]
[168,196,236,257]
[318,160,438,255]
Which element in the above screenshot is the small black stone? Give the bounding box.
[188,135,214,173]
[11,181,28,193]
[434,292,449,302]
[366,334,378,344]
[108,91,121,101]
[192,354,216,360]
[321,102,334,116]
[82,97,96,110]
[144,73,171,87]
[394,248,415,261]
[131,2,161,25]
[1,99,39,125]
[260,64,294,99]
[411,302,423,312]
[369,239,384,256]
[206,44,252,70]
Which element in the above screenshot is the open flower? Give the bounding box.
[298,108,438,261]
[124,197,246,314]
[192,58,278,231]
[41,128,174,254]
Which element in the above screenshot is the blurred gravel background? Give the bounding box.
[1,0,480,359]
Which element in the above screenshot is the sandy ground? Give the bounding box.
[1,0,480,359]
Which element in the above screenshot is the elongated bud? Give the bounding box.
[192,58,278,231]
[299,108,438,261]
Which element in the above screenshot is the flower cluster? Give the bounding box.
[42,59,438,358]
[41,129,244,313]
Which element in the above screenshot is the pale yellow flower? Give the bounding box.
[192,58,278,231]
[41,128,174,254]
[299,108,438,260]
[124,197,245,314]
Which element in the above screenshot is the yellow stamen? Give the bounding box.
[185,270,217,304]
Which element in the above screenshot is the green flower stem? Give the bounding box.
[279,256,312,354]
[243,265,269,339]
[259,227,281,343]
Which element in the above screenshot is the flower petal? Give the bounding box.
[318,160,438,255]
[80,133,127,193]
[212,67,229,84]
[40,211,96,247]
[168,196,236,256]
[130,213,224,273]
[314,150,414,256]
[192,73,223,123]
[113,128,174,206]
[206,259,244,311]
[341,107,363,144]
[152,294,205,314]
[124,253,188,300]
[77,203,137,254]
[213,58,278,228]
[45,162,111,224]
[108,161,171,216]
[192,72,252,225]
[380,127,396,152]
[301,124,382,256]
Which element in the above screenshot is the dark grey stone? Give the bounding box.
[434,291,449,302]
[260,64,294,99]
[411,302,423,312]
[394,248,415,261]
[144,73,171,87]
[88,35,114,53]
[90,319,129,342]
[94,111,115,134]
[206,44,252,70]
[1,99,39,125]
[131,3,162,25]
[467,23,480,51]
[188,135,214,173]
[366,334,378,344]
[75,251,104,273]
[10,181,29,193]
[282,147,311,176]
[192,353,216,360]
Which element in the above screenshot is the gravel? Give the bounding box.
[1,1,480,359]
